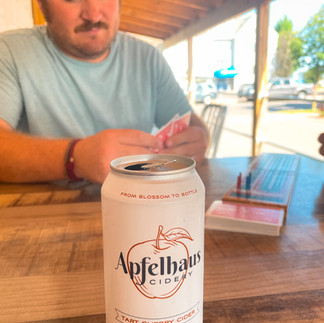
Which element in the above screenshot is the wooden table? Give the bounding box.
[1,156,324,323]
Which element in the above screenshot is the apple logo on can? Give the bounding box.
[123,225,201,299]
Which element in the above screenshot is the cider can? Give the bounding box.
[101,154,205,323]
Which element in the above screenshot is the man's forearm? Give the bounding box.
[0,127,71,183]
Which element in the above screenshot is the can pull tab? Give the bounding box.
[124,160,177,171]
[124,163,150,171]
[141,160,177,170]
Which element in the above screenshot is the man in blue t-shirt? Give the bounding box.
[0,0,208,184]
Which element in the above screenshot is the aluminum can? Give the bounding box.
[101,154,205,323]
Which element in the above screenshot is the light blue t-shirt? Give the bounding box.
[0,26,191,138]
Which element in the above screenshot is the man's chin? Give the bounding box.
[76,45,111,62]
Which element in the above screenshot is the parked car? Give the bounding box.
[237,78,314,100]
[238,83,254,100]
[195,83,217,104]
[268,77,314,99]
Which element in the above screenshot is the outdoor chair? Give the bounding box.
[201,104,227,158]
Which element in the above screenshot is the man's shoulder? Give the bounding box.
[0,26,47,48]
[116,31,159,53]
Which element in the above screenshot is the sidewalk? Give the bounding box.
[193,95,324,161]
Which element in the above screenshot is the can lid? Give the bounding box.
[110,154,196,176]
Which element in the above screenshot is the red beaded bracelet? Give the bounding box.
[65,139,83,181]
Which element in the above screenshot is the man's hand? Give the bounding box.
[319,133,324,157]
[74,129,163,183]
[0,120,163,184]
[159,114,209,165]
[0,115,207,184]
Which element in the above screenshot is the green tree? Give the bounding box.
[273,33,293,77]
[272,16,302,77]
[298,6,324,85]
[290,35,303,71]
[274,15,293,33]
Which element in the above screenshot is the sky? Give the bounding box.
[269,0,323,32]
[164,0,323,83]
[267,0,323,78]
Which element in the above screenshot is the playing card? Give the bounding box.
[156,112,191,141]
[155,111,191,146]
[155,114,177,141]
[172,111,191,135]
[155,120,174,143]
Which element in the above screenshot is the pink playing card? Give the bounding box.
[155,112,191,146]
[172,111,191,135]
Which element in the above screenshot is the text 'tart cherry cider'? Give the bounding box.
[101,155,205,323]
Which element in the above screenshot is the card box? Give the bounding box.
[206,200,284,236]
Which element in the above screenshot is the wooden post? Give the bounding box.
[253,0,270,156]
[32,0,46,25]
[187,37,195,106]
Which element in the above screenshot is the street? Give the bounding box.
[193,96,324,161]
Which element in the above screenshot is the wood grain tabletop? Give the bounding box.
[0,155,323,323]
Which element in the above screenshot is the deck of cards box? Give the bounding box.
[206,200,284,236]
[206,153,299,236]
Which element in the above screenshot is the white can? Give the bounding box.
[101,154,205,323]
